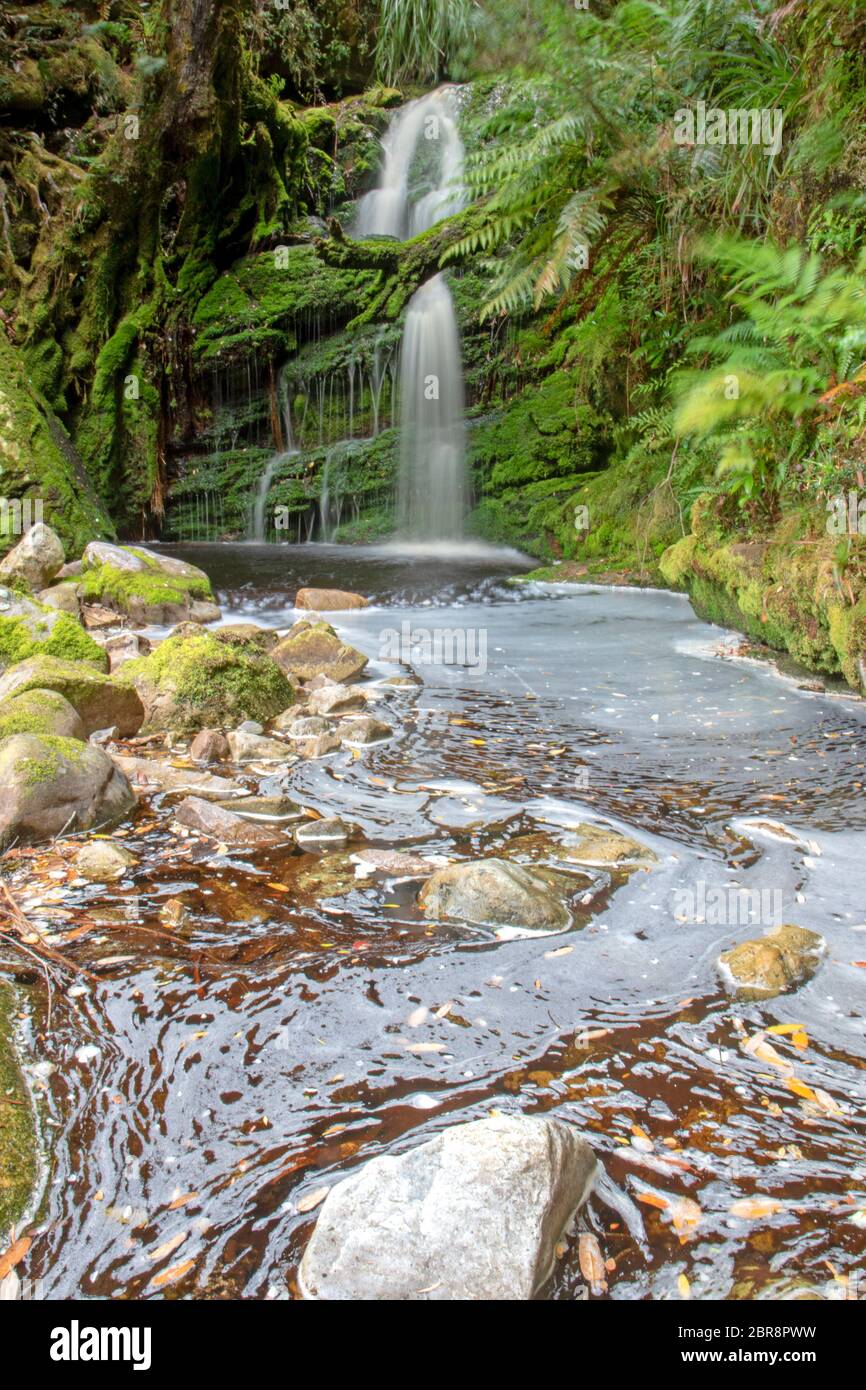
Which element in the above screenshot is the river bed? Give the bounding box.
[10,542,866,1300]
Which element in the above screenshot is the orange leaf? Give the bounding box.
[149,1257,195,1290]
[786,1077,818,1102]
[0,1236,31,1281]
[670,1196,702,1240]
[578,1233,607,1292]
[729,1197,785,1219]
[636,1191,669,1212]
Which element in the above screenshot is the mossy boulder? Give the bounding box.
[118,629,295,734]
[79,543,218,625]
[0,591,107,671]
[561,823,657,870]
[0,688,86,742]
[0,982,38,1237]
[0,655,144,736]
[719,923,825,1000]
[0,521,64,589]
[0,732,136,849]
[272,620,368,683]
[37,582,81,616]
[419,859,570,933]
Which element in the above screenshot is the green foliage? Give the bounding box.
[376,0,477,83]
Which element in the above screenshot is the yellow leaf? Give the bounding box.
[786,1077,818,1102]
[678,1273,691,1299]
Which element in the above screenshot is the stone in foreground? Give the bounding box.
[719,923,825,1000]
[294,586,369,612]
[0,733,136,848]
[563,822,657,869]
[173,796,287,848]
[299,1114,597,1301]
[272,621,368,684]
[0,654,144,736]
[75,840,137,882]
[0,523,64,590]
[419,858,570,932]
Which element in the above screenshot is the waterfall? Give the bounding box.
[248,367,295,542]
[357,89,469,541]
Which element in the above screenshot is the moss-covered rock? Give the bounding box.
[118,629,296,733]
[0,655,144,736]
[0,521,64,589]
[719,924,825,1000]
[0,592,107,671]
[78,544,217,625]
[0,731,136,849]
[0,688,86,742]
[272,619,368,683]
[0,982,38,1239]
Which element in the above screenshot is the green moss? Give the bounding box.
[0,983,38,1237]
[78,554,212,613]
[0,607,106,671]
[659,535,698,588]
[120,629,295,733]
[14,733,87,785]
[0,689,82,742]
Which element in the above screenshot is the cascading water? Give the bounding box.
[357,89,469,540]
[247,366,296,541]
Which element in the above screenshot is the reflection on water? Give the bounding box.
[11,543,866,1300]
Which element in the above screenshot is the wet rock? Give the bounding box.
[189,600,222,625]
[227,729,290,762]
[111,754,243,800]
[719,923,825,1000]
[351,848,450,880]
[296,732,343,760]
[189,728,230,762]
[0,523,64,590]
[299,1114,597,1301]
[419,858,570,933]
[117,628,294,734]
[272,621,368,685]
[0,688,86,742]
[0,733,136,848]
[0,655,144,736]
[0,591,107,671]
[75,840,137,882]
[294,586,369,612]
[307,682,366,716]
[335,714,392,746]
[303,673,339,692]
[103,631,150,673]
[295,817,352,850]
[278,714,332,737]
[37,582,80,616]
[215,795,302,824]
[81,603,121,630]
[173,796,287,848]
[561,822,657,869]
[383,672,422,689]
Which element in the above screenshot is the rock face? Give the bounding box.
[173,796,286,848]
[719,923,825,999]
[272,621,368,684]
[299,1115,597,1301]
[118,629,294,733]
[0,591,107,670]
[0,733,136,848]
[0,655,144,736]
[419,859,570,932]
[295,586,369,612]
[0,688,86,742]
[0,523,64,590]
[75,840,137,881]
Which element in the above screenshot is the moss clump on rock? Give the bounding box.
[0,654,144,736]
[0,983,38,1237]
[78,548,214,623]
[0,687,85,742]
[119,629,295,733]
[0,602,107,671]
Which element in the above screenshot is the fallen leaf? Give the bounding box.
[729,1197,785,1219]
[296,1187,329,1214]
[578,1233,607,1293]
[148,1230,188,1262]
[678,1273,691,1299]
[670,1197,702,1240]
[0,1236,30,1281]
[149,1257,195,1289]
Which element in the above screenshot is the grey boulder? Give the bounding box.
[0,523,65,589]
[419,858,570,932]
[0,732,136,848]
[299,1114,597,1301]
